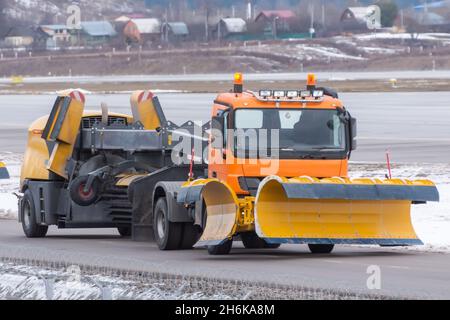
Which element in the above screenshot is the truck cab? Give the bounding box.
[208,74,357,195]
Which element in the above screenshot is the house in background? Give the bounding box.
[255,10,297,38]
[413,1,450,32]
[214,18,247,40]
[340,7,373,32]
[161,22,189,43]
[80,21,117,46]
[123,18,161,45]
[38,25,73,49]
[115,14,148,23]
[417,11,450,31]
[2,26,35,48]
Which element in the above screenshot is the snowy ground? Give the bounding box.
[1,152,449,252]
[0,261,238,300]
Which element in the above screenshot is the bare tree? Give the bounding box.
[0,0,7,31]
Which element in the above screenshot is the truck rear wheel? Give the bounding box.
[207,239,233,255]
[241,232,281,249]
[308,244,335,254]
[21,190,48,238]
[153,197,182,250]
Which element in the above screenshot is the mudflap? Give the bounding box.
[255,176,440,246]
[177,180,240,247]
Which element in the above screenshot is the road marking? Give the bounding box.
[386,265,410,270]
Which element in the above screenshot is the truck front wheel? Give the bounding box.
[207,240,233,255]
[308,244,335,254]
[21,190,48,238]
[241,232,281,249]
[153,197,182,250]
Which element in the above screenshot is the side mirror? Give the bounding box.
[350,117,357,151]
[211,116,224,133]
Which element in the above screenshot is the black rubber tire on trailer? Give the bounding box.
[207,239,233,255]
[69,176,100,207]
[179,223,202,249]
[117,227,132,237]
[308,244,335,254]
[21,189,48,238]
[153,197,183,250]
[241,232,281,249]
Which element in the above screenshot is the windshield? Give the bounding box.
[233,108,347,158]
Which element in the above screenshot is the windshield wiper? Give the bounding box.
[312,147,344,151]
[299,154,325,159]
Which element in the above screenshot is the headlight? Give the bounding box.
[286,90,299,98]
[273,90,286,98]
[259,90,272,98]
[313,90,324,98]
[300,90,311,98]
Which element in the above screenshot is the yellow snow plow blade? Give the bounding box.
[199,180,240,246]
[255,177,440,246]
[178,179,240,246]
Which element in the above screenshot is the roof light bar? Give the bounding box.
[286,90,299,98]
[313,90,324,98]
[259,90,272,98]
[273,90,286,98]
[300,90,311,98]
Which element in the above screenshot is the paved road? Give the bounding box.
[2,70,450,84]
[1,92,449,162]
[0,220,449,299]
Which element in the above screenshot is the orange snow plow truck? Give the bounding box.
[19,74,439,255]
[177,73,439,254]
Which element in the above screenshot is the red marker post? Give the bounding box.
[386,149,392,180]
[188,148,195,181]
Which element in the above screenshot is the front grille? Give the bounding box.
[82,116,128,129]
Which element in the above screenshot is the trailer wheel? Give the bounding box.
[207,239,233,255]
[241,232,281,249]
[308,244,335,254]
[117,227,131,237]
[153,197,182,250]
[70,176,100,207]
[21,190,48,238]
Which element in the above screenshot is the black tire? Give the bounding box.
[21,190,48,238]
[153,197,183,250]
[207,239,233,255]
[69,176,100,207]
[117,226,131,237]
[308,244,335,254]
[241,232,281,249]
[179,223,202,249]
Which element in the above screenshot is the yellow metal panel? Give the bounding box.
[20,116,51,187]
[47,143,74,178]
[115,174,149,187]
[130,91,161,130]
[44,92,85,179]
[56,99,84,144]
